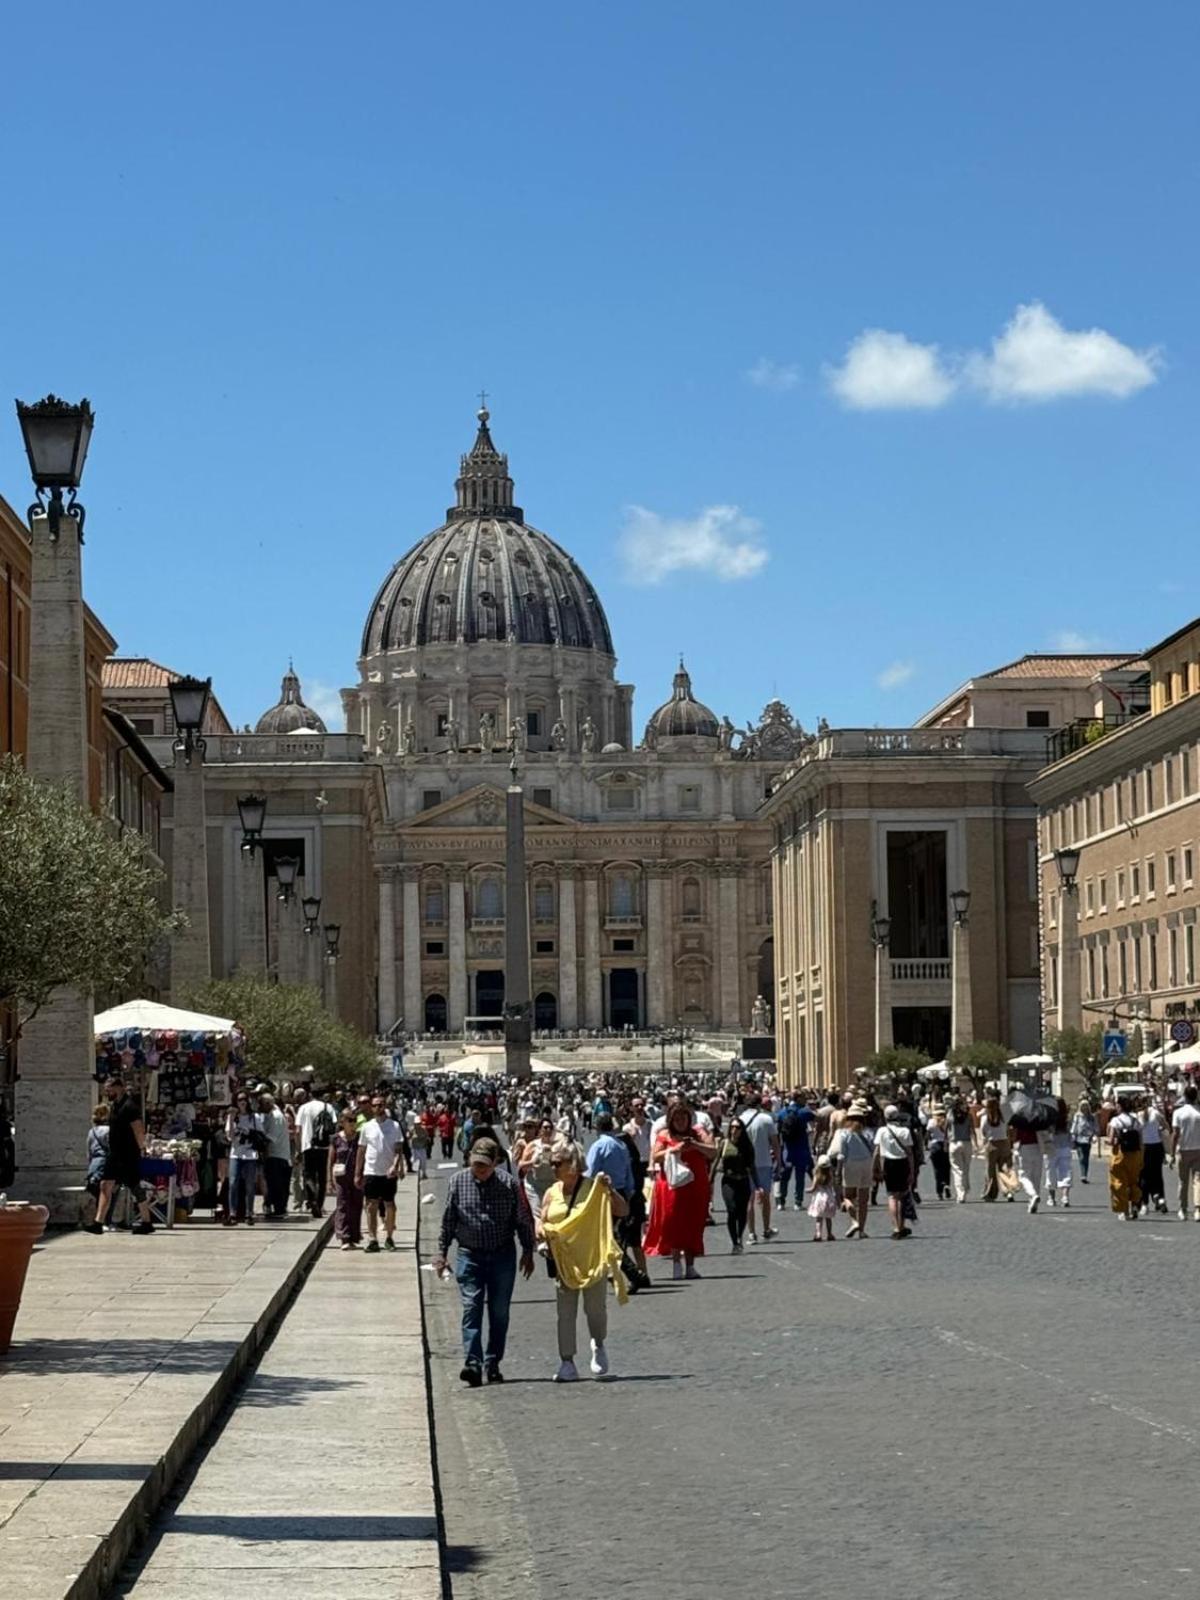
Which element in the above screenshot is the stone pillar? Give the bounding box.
[717,864,742,1029]
[504,780,532,1078]
[874,940,894,1051]
[323,955,339,1021]
[449,869,467,1031]
[559,686,577,752]
[951,917,974,1048]
[376,867,397,1034]
[645,870,666,1029]
[402,866,422,1033]
[15,510,93,1217]
[1057,887,1082,1032]
[277,898,305,986]
[557,865,578,1029]
[169,749,212,997]
[582,867,602,1028]
[236,846,267,975]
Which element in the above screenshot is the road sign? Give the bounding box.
[1103,1029,1127,1059]
[1171,1020,1197,1047]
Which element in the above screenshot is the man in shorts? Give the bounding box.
[355,1092,406,1252]
[84,1079,154,1235]
[739,1092,781,1244]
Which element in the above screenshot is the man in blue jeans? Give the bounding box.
[433,1137,535,1386]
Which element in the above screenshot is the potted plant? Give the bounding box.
[0,1197,49,1356]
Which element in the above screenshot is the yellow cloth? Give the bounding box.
[542,1178,629,1304]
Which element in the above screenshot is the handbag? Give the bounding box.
[664,1148,695,1189]
[332,1161,347,1179]
[543,1176,586,1279]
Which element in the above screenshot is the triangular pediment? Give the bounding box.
[404,782,574,829]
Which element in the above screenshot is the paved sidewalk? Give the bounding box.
[115,1185,439,1598]
[0,1215,329,1600]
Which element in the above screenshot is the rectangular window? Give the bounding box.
[1087,947,1096,998]
[1025,709,1051,728]
[436,713,448,736]
[1166,852,1177,891]
[1133,938,1143,991]
[424,883,445,924]
[1185,846,1195,886]
[1131,862,1141,901]
[1098,875,1108,912]
[612,937,635,952]
[1049,954,1058,1006]
[1115,782,1124,824]
[1119,940,1128,995]
[425,940,445,956]
[532,787,553,810]
[1116,869,1126,906]
[1165,757,1175,805]
[1187,924,1196,986]
[421,789,443,810]
[534,938,555,954]
[1149,933,1159,990]
[605,788,636,812]
[1085,879,1095,915]
[1169,928,1178,987]
[526,710,542,737]
[1101,945,1110,998]
[1145,767,1155,813]
[1049,889,1058,927]
[678,784,701,812]
[130,717,156,734]
[1184,749,1193,794]
[1098,788,1107,831]
[1146,857,1157,897]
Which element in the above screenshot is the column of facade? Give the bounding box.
[558,685,577,752]
[557,864,579,1029]
[402,865,422,1032]
[235,844,267,975]
[449,868,467,1030]
[645,869,666,1029]
[717,863,743,1030]
[376,866,398,1034]
[582,867,602,1027]
[15,508,93,1214]
[169,750,212,997]
[277,899,305,986]
[951,917,974,1047]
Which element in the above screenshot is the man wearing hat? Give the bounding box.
[433,1138,536,1386]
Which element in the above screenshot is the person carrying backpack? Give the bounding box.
[297,1088,336,1217]
[1108,1095,1144,1222]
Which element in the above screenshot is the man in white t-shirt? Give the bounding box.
[1172,1085,1200,1221]
[355,1092,406,1251]
[294,1091,336,1218]
[740,1093,780,1244]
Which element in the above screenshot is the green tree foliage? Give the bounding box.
[1044,1023,1105,1101]
[186,974,378,1084]
[946,1039,1012,1091]
[863,1045,931,1079]
[0,755,176,1031]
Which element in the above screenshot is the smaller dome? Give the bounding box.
[644,660,719,743]
[255,664,327,735]
[601,742,625,753]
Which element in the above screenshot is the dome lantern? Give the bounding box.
[255,663,328,736]
[644,658,719,744]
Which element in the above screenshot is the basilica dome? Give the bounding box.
[361,409,614,659]
[255,665,327,735]
[644,662,719,743]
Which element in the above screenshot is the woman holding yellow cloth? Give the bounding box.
[538,1143,629,1383]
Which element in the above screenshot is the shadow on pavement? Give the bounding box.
[166,1513,440,1541]
[0,1338,241,1375]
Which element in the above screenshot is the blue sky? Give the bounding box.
[2,2,1196,733]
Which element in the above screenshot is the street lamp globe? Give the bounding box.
[324,922,342,959]
[237,793,267,852]
[275,856,300,903]
[950,888,971,924]
[1054,846,1082,890]
[871,913,891,947]
[302,894,322,933]
[15,395,95,535]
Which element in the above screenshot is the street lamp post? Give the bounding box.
[871,903,893,1052]
[167,675,213,998]
[274,856,301,984]
[324,923,341,1018]
[950,888,973,1049]
[503,752,532,1080]
[302,894,323,988]
[1054,847,1083,1031]
[236,794,268,975]
[12,397,95,1215]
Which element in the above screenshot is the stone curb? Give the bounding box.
[22,1215,333,1600]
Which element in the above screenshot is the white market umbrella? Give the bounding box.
[1008,1054,1053,1069]
[917,1062,951,1081]
[94,999,237,1036]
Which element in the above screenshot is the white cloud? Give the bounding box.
[1049,629,1097,652]
[968,302,1160,402]
[877,660,916,690]
[620,504,768,585]
[747,357,800,392]
[303,676,346,731]
[825,329,956,410]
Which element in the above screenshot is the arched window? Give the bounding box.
[533,880,555,923]
[609,872,636,918]
[681,876,702,918]
[424,880,445,925]
[476,876,503,919]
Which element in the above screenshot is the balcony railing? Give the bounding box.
[891,958,952,983]
[1045,712,1147,766]
[471,916,505,930]
[604,914,643,930]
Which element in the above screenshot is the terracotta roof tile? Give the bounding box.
[102,657,182,689]
[984,653,1138,680]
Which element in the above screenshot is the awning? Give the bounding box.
[94,999,238,1036]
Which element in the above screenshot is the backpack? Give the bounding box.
[310,1105,335,1150]
[780,1109,806,1146]
[1115,1117,1142,1155]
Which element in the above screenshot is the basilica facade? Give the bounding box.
[146,410,814,1038]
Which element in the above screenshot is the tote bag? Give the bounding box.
[664,1148,695,1189]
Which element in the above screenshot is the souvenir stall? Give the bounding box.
[93,1001,248,1224]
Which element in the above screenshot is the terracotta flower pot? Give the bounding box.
[0,1202,49,1356]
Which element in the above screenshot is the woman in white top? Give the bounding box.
[1139,1097,1170,1216]
[828,1103,875,1239]
[873,1106,915,1240]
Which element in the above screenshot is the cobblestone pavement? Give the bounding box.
[424,1163,1200,1600]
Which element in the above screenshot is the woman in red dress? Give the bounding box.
[644,1103,716,1279]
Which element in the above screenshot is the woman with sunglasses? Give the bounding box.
[538,1143,629,1382]
[225,1091,264,1226]
[516,1115,558,1217]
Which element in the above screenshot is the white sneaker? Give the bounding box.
[589,1340,611,1378]
[1045,1194,1055,1208]
[1028,1196,1039,1214]
[672,1259,684,1280]
[1139,1204,1149,1218]
[1179,1209,1187,1221]
[747,1232,758,1245]
[1192,1209,1200,1222]
[554,1359,579,1383]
